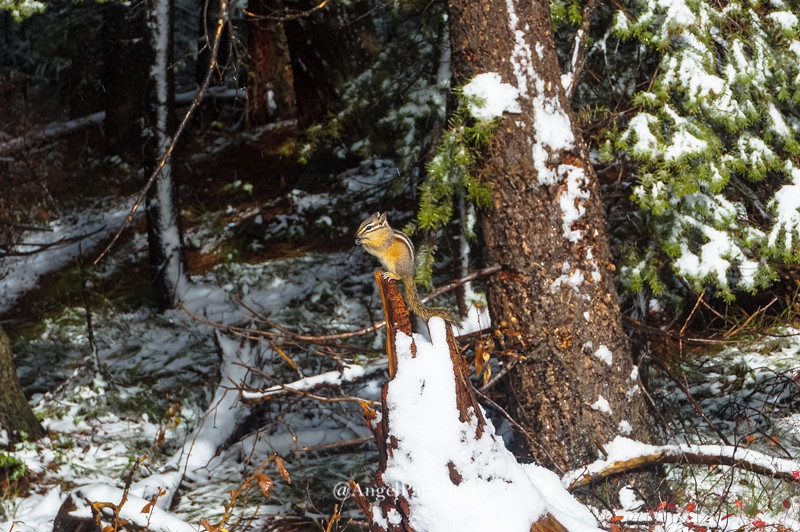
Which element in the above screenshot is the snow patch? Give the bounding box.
[593,345,613,366]
[380,320,600,531]
[462,72,521,122]
[559,165,590,242]
[590,395,612,414]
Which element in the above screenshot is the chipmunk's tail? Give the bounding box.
[401,276,458,325]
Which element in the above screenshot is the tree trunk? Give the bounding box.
[145,0,189,312]
[0,325,44,447]
[102,1,149,161]
[446,0,661,494]
[282,0,376,127]
[245,0,296,126]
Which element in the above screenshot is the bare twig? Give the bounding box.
[292,435,374,454]
[242,0,327,22]
[622,315,734,345]
[177,302,369,353]
[423,264,502,301]
[209,455,287,532]
[724,296,777,338]
[88,454,148,531]
[235,264,503,343]
[564,0,597,100]
[643,353,731,446]
[94,0,231,265]
[680,290,706,339]
[79,244,100,372]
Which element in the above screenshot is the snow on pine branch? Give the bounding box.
[767,166,800,260]
[611,0,800,299]
[0,0,44,20]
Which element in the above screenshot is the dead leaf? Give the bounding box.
[253,473,273,498]
[275,456,292,484]
[200,518,218,532]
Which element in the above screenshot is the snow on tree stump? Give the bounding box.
[354,272,600,532]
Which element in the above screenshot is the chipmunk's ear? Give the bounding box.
[377,212,387,224]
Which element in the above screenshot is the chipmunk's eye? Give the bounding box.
[365,225,373,231]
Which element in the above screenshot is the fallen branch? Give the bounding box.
[128,330,264,508]
[0,228,104,257]
[239,363,382,406]
[563,436,800,490]
[0,88,246,159]
[0,112,105,158]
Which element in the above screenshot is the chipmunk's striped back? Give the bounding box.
[355,212,456,325]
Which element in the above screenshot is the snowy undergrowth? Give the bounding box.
[5,156,798,531]
[0,148,478,530]
[0,196,405,530]
[647,329,800,524]
[3,245,395,529]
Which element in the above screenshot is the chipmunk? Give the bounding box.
[355,212,457,325]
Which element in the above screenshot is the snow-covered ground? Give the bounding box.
[1,172,799,530]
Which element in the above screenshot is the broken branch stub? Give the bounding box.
[361,272,569,532]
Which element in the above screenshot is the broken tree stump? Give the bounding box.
[356,271,581,532]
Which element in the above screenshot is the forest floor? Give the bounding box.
[1,121,800,531]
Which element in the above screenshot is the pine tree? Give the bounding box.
[609,0,800,302]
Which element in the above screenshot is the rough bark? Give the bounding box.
[245,0,297,126]
[0,325,44,447]
[446,0,661,495]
